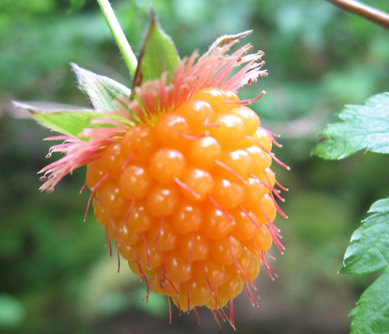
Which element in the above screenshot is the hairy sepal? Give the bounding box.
[13,101,109,140]
[72,63,132,111]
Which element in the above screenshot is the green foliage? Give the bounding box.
[313,93,389,159]
[2,0,389,333]
[341,198,389,275]
[314,94,389,333]
[348,267,389,334]
[341,198,389,333]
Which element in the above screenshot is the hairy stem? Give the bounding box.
[97,0,138,77]
[326,0,389,29]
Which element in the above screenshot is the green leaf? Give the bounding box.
[132,12,180,90]
[369,198,389,214]
[312,92,389,160]
[340,198,389,275]
[349,266,389,334]
[71,63,132,111]
[13,101,107,139]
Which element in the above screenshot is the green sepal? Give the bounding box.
[14,102,116,140]
[132,12,180,92]
[72,63,132,111]
[312,92,389,160]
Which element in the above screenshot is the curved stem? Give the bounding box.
[97,0,138,77]
[326,0,389,29]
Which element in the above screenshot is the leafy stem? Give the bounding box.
[97,0,138,77]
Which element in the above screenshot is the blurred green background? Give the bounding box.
[1,0,388,333]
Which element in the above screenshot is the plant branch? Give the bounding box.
[97,0,138,78]
[325,0,389,29]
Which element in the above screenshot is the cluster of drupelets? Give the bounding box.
[84,87,288,327]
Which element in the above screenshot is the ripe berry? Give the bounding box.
[84,87,286,319]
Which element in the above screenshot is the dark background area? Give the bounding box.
[1,0,388,333]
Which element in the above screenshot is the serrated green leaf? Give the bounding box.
[72,63,131,111]
[369,198,389,214]
[133,13,180,88]
[14,101,107,139]
[340,197,389,275]
[312,92,389,160]
[349,266,389,334]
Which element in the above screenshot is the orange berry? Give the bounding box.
[125,200,155,233]
[216,148,253,181]
[154,113,189,150]
[124,247,136,261]
[210,235,242,265]
[150,271,180,297]
[217,274,244,302]
[100,142,126,177]
[118,224,141,247]
[176,99,215,135]
[122,123,156,163]
[230,106,260,135]
[99,181,129,217]
[193,87,239,113]
[210,114,247,149]
[146,183,180,217]
[180,167,214,201]
[147,218,178,251]
[246,224,273,252]
[205,296,229,311]
[230,208,261,241]
[86,161,109,189]
[258,167,276,190]
[134,240,164,270]
[92,198,110,226]
[149,148,186,184]
[229,246,260,281]
[171,200,203,234]
[187,136,222,170]
[179,232,210,262]
[210,177,245,210]
[251,127,272,151]
[119,163,153,199]
[84,87,285,316]
[251,193,277,224]
[242,177,267,208]
[165,253,193,283]
[246,145,272,172]
[129,259,149,276]
[195,258,227,288]
[182,278,212,307]
[202,206,236,239]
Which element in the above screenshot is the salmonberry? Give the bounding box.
[84,87,286,318]
[33,31,288,327]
